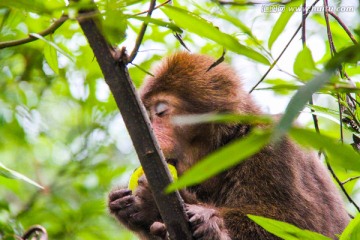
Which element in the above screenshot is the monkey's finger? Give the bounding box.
[109,195,134,210]
[137,175,148,186]
[189,214,203,227]
[150,221,167,239]
[109,189,132,201]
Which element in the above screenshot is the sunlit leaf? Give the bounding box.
[340,214,360,240]
[289,128,360,172]
[248,215,331,240]
[30,33,73,61]
[0,162,43,189]
[325,44,360,70]
[161,6,270,65]
[166,130,271,192]
[293,47,318,81]
[44,34,59,74]
[128,15,182,33]
[102,10,127,44]
[268,0,303,49]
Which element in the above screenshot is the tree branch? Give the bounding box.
[249,0,320,93]
[134,0,172,16]
[128,0,157,63]
[328,10,358,45]
[76,7,193,240]
[0,15,68,49]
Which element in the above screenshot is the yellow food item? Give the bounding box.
[128,164,178,191]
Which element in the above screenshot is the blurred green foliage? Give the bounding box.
[0,0,359,239]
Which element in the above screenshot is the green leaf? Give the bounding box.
[128,15,183,33]
[166,130,271,193]
[273,70,334,140]
[340,214,360,240]
[102,10,127,44]
[30,33,73,61]
[161,6,270,65]
[248,215,331,240]
[293,47,318,81]
[289,128,360,172]
[268,0,303,49]
[325,44,360,70]
[172,113,274,126]
[0,162,44,189]
[44,34,59,74]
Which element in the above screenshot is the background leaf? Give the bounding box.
[0,162,43,189]
[44,34,59,74]
[268,0,303,49]
[289,128,360,172]
[293,46,318,81]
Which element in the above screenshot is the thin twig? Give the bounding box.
[0,15,68,49]
[301,2,306,46]
[323,0,359,212]
[323,0,336,56]
[249,0,320,93]
[328,10,358,45]
[337,94,344,142]
[343,176,360,185]
[326,160,360,212]
[128,0,157,63]
[134,0,172,16]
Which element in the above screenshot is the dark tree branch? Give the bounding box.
[328,10,358,45]
[326,160,360,212]
[134,0,172,16]
[128,0,157,63]
[322,0,359,212]
[343,176,360,185]
[249,0,320,93]
[77,7,193,240]
[0,15,68,49]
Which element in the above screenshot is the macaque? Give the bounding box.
[108,52,350,240]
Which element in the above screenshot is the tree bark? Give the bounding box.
[77,8,193,240]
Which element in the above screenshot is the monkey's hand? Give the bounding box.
[108,176,161,233]
[186,204,231,240]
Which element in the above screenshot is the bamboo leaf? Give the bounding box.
[340,214,360,240]
[289,128,360,172]
[166,130,271,193]
[293,47,318,81]
[0,162,44,189]
[44,34,59,74]
[162,6,270,65]
[248,215,331,240]
[268,0,303,49]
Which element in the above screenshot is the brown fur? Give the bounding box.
[109,52,349,240]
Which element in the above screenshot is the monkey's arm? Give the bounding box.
[185,203,282,240]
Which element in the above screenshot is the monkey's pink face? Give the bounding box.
[142,93,194,175]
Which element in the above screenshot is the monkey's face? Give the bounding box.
[142,93,203,175]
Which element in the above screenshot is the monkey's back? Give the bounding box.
[200,137,349,239]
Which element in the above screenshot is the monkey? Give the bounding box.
[108,52,350,240]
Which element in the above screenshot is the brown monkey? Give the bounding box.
[108,52,350,240]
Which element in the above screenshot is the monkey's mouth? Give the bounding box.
[166,158,178,167]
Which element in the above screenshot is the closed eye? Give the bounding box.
[154,102,169,117]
